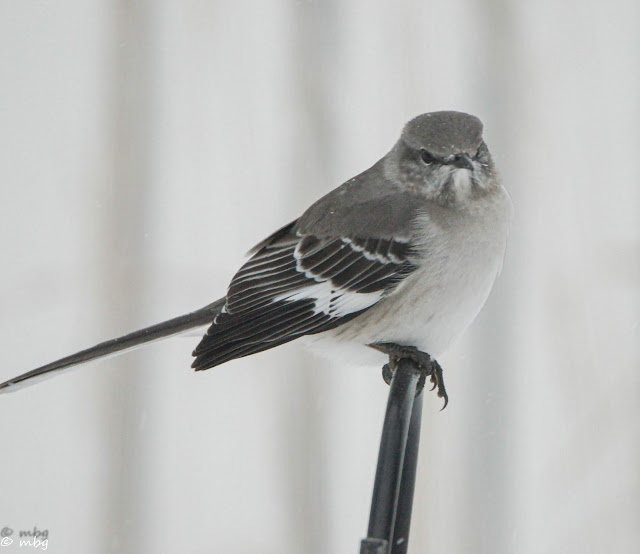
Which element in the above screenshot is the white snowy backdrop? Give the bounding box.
[0,1,638,553]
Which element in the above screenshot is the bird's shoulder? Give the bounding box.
[295,158,423,241]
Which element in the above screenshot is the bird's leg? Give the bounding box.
[368,342,449,410]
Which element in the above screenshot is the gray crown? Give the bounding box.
[401,111,483,157]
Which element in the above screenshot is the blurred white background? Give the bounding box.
[1,1,639,553]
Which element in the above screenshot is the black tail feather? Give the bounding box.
[0,299,224,393]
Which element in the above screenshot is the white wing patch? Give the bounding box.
[273,281,384,318]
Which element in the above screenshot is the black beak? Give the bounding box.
[451,154,474,171]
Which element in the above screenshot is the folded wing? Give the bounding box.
[191,223,417,370]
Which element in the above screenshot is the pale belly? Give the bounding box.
[328,251,500,355]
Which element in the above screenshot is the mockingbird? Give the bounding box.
[0,111,511,406]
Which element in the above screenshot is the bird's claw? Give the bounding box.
[369,342,449,409]
[429,358,448,410]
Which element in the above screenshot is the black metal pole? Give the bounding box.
[360,358,423,554]
[389,390,423,553]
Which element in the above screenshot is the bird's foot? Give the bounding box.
[369,342,448,410]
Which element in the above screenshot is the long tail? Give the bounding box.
[0,298,225,394]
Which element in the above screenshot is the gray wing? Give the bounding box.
[191,227,417,370]
[191,160,423,370]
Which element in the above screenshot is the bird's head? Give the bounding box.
[386,111,497,207]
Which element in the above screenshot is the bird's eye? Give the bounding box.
[420,149,436,165]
